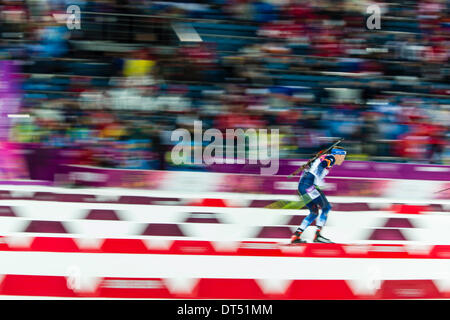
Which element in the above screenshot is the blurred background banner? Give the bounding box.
[51,164,450,200]
[0,60,27,180]
[0,60,21,140]
[0,141,28,180]
[207,159,450,180]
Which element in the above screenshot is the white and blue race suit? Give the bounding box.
[297,154,335,229]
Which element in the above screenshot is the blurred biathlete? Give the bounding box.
[290,147,347,244]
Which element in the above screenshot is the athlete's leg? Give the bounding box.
[291,183,320,243]
[291,200,320,243]
[298,202,319,231]
[314,190,333,243]
[316,189,332,229]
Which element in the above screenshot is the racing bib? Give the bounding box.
[306,185,320,200]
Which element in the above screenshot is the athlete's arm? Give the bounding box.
[317,155,335,173]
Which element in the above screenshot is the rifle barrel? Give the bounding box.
[287,138,343,178]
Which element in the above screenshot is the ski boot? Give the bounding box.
[313,232,333,243]
[290,232,306,244]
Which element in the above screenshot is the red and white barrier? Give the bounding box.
[0,184,448,299]
[0,238,450,299]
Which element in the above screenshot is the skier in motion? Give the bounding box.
[290,147,347,244]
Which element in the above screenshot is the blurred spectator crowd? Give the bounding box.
[0,0,449,171]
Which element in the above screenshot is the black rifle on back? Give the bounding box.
[287,138,344,179]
